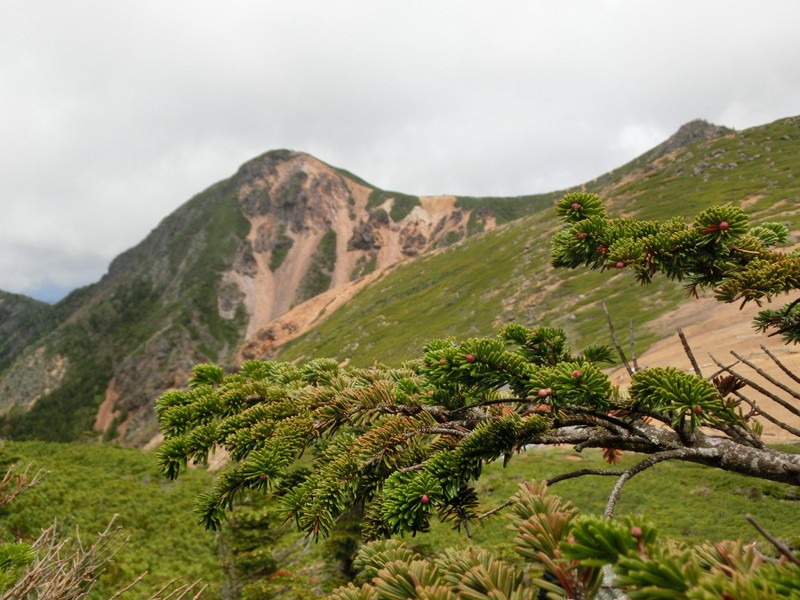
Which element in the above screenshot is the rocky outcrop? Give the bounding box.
[215,153,486,362]
[0,347,68,414]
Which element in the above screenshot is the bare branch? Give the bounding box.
[677,328,702,377]
[604,448,712,519]
[745,514,800,567]
[547,468,626,485]
[0,464,48,508]
[710,355,800,419]
[711,419,766,449]
[4,515,129,599]
[629,320,639,373]
[154,579,208,600]
[552,408,656,441]
[761,345,800,386]
[477,499,514,520]
[478,469,626,520]
[603,303,633,376]
[730,350,800,404]
[108,573,148,599]
[735,391,800,438]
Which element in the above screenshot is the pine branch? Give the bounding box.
[604,448,716,518]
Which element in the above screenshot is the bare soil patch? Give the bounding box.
[607,295,800,444]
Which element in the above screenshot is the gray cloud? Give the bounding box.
[2,1,799,301]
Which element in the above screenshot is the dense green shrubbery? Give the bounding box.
[0,442,222,597]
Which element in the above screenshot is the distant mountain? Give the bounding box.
[0,150,550,444]
[3,116,797,447]
[274,116,800,368]
[0,291,54,372]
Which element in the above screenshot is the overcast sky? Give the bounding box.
[2,1,799,303]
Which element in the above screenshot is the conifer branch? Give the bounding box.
[604,448,714,518]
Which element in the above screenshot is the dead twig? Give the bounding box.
[677,328,702,378]
[745,514,800,567]
[731,350,800,406]
[603,303,633,377]
[734,391,800,438]
[629,320,639,373]
[761,345,800,386]
[712,354,800,420]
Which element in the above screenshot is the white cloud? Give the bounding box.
[2,0,799,300]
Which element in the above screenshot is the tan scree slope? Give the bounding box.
[607,295,800,443]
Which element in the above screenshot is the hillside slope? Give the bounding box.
[3,116,796,447]
[276,116,800,380]
[0,151,547,445]
[0,292,54,372]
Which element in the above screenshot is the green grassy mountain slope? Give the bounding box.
[275,116,800,366]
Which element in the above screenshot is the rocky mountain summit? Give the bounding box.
[0,150,516,445]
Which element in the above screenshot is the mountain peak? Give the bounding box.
[654,118,733,158]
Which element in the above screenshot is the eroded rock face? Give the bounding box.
[347,221,381,251]
[97,328,202,446]
[0,347,68,415]
[215,153,480,365]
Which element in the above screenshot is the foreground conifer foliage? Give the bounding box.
[158,195,800,597]
[334,482,799,599]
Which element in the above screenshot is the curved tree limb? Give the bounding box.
[529,424,800,487]
[604,448,716,518]
[478,468,626,520]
